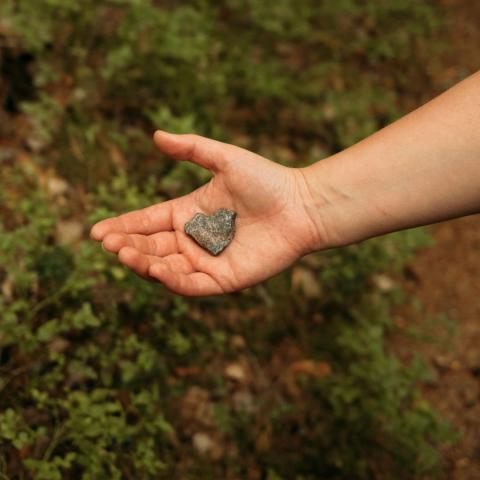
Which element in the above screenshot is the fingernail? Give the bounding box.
[90,225,102,241]
[154,130,177,140]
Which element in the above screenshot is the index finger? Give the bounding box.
[90,200,174,241]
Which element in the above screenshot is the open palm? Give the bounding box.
[90,131,323,296]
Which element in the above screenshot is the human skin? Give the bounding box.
[90,71,480,296]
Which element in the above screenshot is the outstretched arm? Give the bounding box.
[90,71,480,296]
[302,70,480,249]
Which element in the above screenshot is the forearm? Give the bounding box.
[303,71,480,249]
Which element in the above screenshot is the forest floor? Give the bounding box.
[1,1,479,478]
[395,216,480,480]
[393,2,480,478]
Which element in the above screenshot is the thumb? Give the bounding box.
[153,130,229,173]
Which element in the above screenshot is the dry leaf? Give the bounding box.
[289,360,332,379]
[291,266,321,298]
[224,363,247,383]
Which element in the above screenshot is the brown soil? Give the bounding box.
[397,216,480,479]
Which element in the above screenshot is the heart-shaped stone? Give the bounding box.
[184,208,237,256]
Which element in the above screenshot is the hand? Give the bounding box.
[90,131,327,296]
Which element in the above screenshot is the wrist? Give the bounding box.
[294,162,345,252]
[295,164,339,251]
[297,153,385,251]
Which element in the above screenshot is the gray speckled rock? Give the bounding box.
[184,208,237,256]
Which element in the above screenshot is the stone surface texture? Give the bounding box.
[184,208,236,256]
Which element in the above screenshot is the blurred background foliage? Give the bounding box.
[0,0,455,479]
